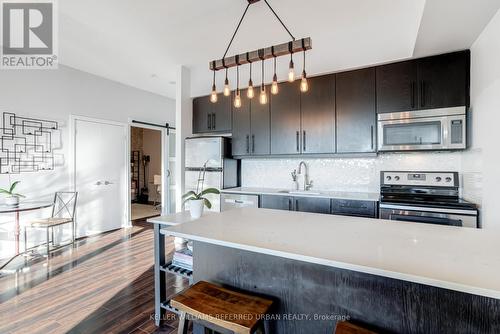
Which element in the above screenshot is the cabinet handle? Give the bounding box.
[252,134,255,153]
[296,131,300,152]
[370,126,374,150]
[420,82,425,107]
[288,198,292,211]
[213,113,216,130]
[411,82,415,108]
[295,199,299,211]
[207,113,211,130]
[303,131,306,152]
[246,135,250,153]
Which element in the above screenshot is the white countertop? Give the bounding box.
[221,187,380,201]
[147,211,213,226]
[164,208,500,300]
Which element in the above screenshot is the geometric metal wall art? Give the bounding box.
[0,112,60,174]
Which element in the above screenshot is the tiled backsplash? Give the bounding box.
[241,152,482,204]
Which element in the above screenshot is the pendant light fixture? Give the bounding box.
[247,56,255,99]
[208,0,312,101]
[234,59,242,108]
[288,42,295,83]
[300,48,308,93]
[271,48,278,95]
[259,56,268,105]
[210,61,218,103]
[223,66,230,97]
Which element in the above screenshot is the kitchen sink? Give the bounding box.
[278,190,322,196]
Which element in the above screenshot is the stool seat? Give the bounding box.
[335,321,378,334]
[171,281,273,334]
[27,217,72,227]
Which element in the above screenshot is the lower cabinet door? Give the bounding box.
[294,197,331,214]
[331,199,377,218]
[260,195,293,211]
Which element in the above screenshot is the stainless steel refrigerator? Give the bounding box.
[184,136,237,212]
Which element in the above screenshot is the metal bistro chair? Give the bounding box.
[25,192,78,257]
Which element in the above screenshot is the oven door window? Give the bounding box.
[390,214,463,227]
[383,121,442,146]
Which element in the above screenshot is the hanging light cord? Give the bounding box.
[222,0,296,60]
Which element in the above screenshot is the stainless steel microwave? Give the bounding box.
[377,107,467,152]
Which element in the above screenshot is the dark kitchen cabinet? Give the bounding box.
[192,94,232,134]
[417,50,470,109]
[260,195,293,211]
[270,81,302,155]
[192,96,211,134]
[301,75,336,154]
[294,197,331,214]
[331,199,377,218]
[231,90,251,156]
[231,89,270,157]
[376,61,417,113]
[250,94,271,155]
[336,68,377,153]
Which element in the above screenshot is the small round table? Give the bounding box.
[0,201,53,271]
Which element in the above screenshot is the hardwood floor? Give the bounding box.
[0,224,189,334]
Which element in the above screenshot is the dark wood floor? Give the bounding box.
[0,223,189,334]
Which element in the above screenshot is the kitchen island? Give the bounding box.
[161,208,500,333]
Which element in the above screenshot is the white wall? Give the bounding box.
[467,8,500,229]
[0,65,175,258]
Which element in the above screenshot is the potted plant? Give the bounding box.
[183,187,220,219]
[0,181,25,206]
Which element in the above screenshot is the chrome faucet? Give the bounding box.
[297,161,313,191]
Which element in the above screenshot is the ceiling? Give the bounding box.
[58,0,500,99]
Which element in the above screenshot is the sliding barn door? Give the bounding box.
[74,118,127,238]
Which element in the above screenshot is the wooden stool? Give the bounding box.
[335,321,378,334]
[171,281,273,334]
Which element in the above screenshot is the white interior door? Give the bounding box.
[74,118,127,238]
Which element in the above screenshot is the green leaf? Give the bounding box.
[11,193,25,198]
[0,189,11,195]
[9,181,20,193]
[203,198,212,209]
[201,188,220,196]
[182,196,196,205]
[182,191,196,199]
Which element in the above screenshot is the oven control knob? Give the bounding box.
[394,176,400,181]
[386,176,392,181]
[445,177,452,183]
[435,177,442,182]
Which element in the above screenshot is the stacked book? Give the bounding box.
[172,248,193,271]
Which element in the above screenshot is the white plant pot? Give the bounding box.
[189,199,205,219]
[5,196,19,206]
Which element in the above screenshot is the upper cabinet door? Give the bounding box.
[300,75,336,154]
[213,93,232,132]
[417,50,470,109]
[231,90,251,156]
[376,61,417,113]
[270,81,301,155]
[250,95,271,155]
[192,96,212,134]
[336,68,377,153]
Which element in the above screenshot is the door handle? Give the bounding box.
[303,131,306,152]
[95,181,102,186]
[246,135,250,153]
[212,113,216,130]
[104,181,113,185]
[370,126,374,150]
[252,134,255,153]
[207,113,211,130]
[420,82,425,107]
[411,82,415,108]
[296,131,300,152]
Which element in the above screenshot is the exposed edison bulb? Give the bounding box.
[210,85,218,103]
[247,79,255,99]
[259,86,268,105]
[271,74,278,95]
[300,71,308,93]
[288,60,295,82]
[223,78,230,97]
[234,91,242,108]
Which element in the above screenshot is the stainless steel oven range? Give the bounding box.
[379,171,478,228]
